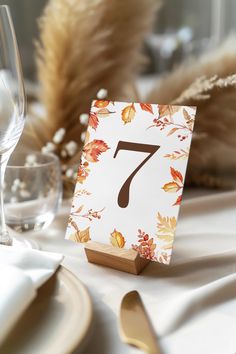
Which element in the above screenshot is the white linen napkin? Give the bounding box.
[0,245,63,344]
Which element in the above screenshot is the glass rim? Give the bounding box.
[6,151,60,169]
[0,4,26,117]
[0,5,9,10]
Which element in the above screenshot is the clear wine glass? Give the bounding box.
[0,5,26,246]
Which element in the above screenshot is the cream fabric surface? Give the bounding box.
[32,191,236,354]
[0,247,63,345]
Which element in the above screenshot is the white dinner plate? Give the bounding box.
[0,266,93,354]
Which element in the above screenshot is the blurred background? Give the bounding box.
[1,0,236,195]
[1,0,235,81]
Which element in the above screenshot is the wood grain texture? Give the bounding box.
[84,241,149,275]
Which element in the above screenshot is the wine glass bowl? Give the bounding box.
[0,5,26,245]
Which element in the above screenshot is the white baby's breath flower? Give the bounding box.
[79,113,89,125]
[65,141,78,157]
[45,142,56,152]
[20,190,31,198]
[80,131,86,142]
[96,88,108,99]
[65,169,74,178]
[30,102,46,118]
[41,146,48,155]
[26,154,37,165]
[53,128,66,144]
[61,149,67,158]
[13,178,21,187]
[41,142,55,155]
[11,184,18,193]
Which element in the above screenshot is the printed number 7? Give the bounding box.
[113,141,160,208]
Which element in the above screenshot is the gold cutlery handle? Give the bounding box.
[147,349,162,354]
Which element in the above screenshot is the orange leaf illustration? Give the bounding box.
[156,212,176,243]
[140,103,153,114]
[173,195,182,206]
[89,112,99,130]
[83,139,109,162]
[162,182,181,193]
[94,100,109,108]
[79,227,91,242]
[77,162,90,184]
[121,104,136,124]
[69,227,90,243]
[157,251,171,265]
[158,105,168,118]
[167,127,179,136]
[74,204,84,214]
[183,108,194,131]
[164,148,189,160]
[183,108,191,121]
[84,131,90,144]
[159,105,180,119]
[170,167,183,184]
[132,229,157,260]
[96,108,115,118]
[110,229,126,248]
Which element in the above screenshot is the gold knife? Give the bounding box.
[119,290,162,354]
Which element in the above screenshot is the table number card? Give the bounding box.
[66,100,196,264]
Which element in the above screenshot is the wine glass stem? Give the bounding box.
[0,156,12,246]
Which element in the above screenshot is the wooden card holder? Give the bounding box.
[84,241,150,275]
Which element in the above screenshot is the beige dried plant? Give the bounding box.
[20,0,161,196]
[33,0,160,145]
[147,37,236,188]
[147,36,236,104]
[173,75,236,187]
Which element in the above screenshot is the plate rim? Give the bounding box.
[57,265,93,354]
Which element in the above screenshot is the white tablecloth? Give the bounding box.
[31,190,236,354]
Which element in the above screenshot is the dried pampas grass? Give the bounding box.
[147,36,236,104]
[174,75,236,147]
[34,0,160,145]
[173,75,236,187]
[20,0,161,197]
[147,37,236,188]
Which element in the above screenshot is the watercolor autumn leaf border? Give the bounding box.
[129,167,182,263]
[70,101,195,264]
[110,229,126,248]
[147,105,195,141]
[77,101,120,184]
[131,211,177,264]
[90,100,155,127]
[109,210,177,265]
[68,182,105,243]
[132,229,157,261]
[90,101,195,143]
[164,147,189,161]
[89,100,116,130]
[77,139,110,184]
[162,167,184,206]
